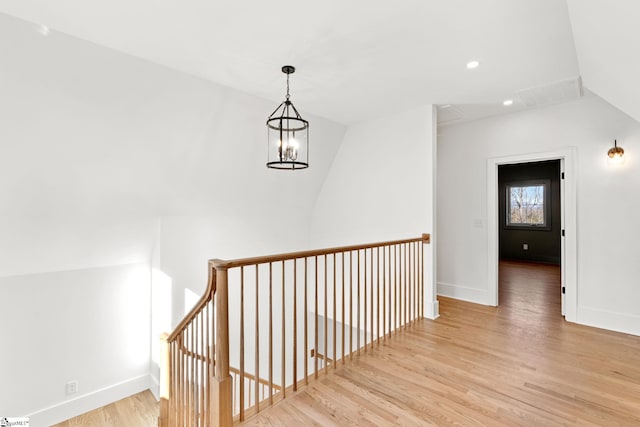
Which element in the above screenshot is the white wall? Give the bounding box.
[310,105,436,247]
[438,94,640,335]
[0,263,151,426]
[310,104,438,317]
[0,13,345,424]
[157,212,314,329]
[0,217,157,278]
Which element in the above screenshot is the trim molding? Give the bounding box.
[425,300,440,319]
[26,374,152,426]
[149,374,160,401]
[577,306,640,337]
[487,148,577,321]
[437,282,490,305]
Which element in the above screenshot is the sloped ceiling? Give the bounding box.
[0,0,580,124]
[0,13,346,219]
[567,0,640,123]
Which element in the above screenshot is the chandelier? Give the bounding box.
[266,66,309,169]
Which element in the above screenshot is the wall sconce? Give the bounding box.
[607,139,625,164]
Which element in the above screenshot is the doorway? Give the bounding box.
[487,149,577,322]
[498,160,561,314]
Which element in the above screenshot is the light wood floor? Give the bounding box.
[244,261,640,426]
[51,390,157,427]
[57,261,640,426]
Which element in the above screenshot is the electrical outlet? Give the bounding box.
[66,380,78,395]
[523,243,529,251]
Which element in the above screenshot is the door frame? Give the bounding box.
[487,148,577,322]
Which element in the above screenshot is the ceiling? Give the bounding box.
[439,76,585,127]
[1,1,639,126]
[0,0,586,125]
[567,0,640,124]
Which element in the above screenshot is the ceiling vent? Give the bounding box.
[515,76,583,108]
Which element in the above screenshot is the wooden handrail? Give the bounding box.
[168,235,432,343]
[210,235,429,269]
[167,264,216,342]
[160,234,432,427]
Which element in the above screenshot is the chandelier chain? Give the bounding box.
[286,73,290,100]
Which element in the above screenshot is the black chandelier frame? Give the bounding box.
[266,65,309,170]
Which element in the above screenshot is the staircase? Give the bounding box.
[158,234,431,426]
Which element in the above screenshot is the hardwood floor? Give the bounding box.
[499,260,562,317]
[51,390,157,427]
[56,261,640,426]
[244,261,640,426]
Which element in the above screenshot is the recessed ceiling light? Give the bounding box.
[38,24,50,36]
[503,99,513,106]
[466,60,480,69]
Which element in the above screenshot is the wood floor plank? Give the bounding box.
[51,390,157,427]
[244,261,640,426]
[55,262,640,426]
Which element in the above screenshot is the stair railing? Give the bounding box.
[159,233,431,426]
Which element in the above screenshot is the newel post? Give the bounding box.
[421,232,439,319]
[212,263,233,426]
[158,333,170,427]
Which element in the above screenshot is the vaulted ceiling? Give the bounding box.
[567,0,640,123]
[0,1,638,124]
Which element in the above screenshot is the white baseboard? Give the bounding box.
[437,282,491,306]
[437,282,639,337]
[26,374,152,427]
[149,374,160,401]
[577,306,640,337]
